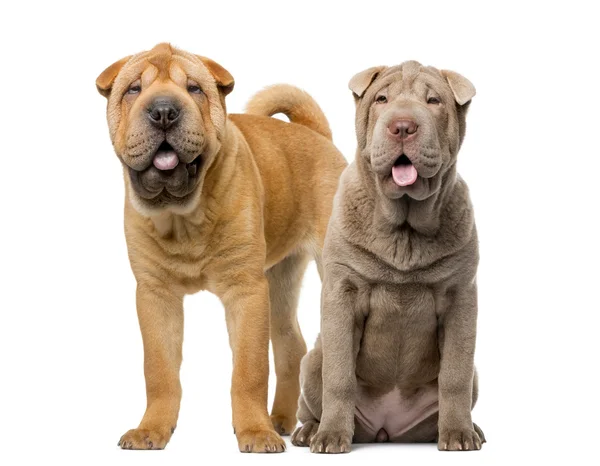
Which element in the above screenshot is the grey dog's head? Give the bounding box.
[350,61,475,201]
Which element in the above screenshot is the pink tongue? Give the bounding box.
[392,164,418,186]
[153,150,179,170]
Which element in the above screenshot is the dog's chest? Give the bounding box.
[150,239,212,289]
[355,283,442,388]
[130,217,216,291]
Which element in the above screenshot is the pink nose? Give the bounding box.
[387,119,418,139]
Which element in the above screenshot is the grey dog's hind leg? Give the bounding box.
[291,342,324,446]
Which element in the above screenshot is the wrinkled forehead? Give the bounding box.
[114,44,216,92]
[377,61,449,97]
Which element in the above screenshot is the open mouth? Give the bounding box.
[391,154,418,187]
[152,141,202,177]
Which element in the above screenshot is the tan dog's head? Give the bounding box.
[96,43,234,215]
[350,61,475,200]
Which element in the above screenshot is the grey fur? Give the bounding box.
[292,61,485,453]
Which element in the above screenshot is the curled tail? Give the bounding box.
[245,84,332,140]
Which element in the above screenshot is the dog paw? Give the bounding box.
[438,425,483,451]
[474,422,487,443]
[310,429,351,454]
[291,420,319,447]
[271,413,297,435]
[237,428,286,453]
[118,428,170,450]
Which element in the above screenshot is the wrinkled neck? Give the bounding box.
[357,153,458,235]
[149,120,240,239]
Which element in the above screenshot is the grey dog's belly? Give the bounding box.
[352,283,440,440]
[355,384,438,441]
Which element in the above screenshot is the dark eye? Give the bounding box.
[427,96,441,105]
[376,95,387,104]
[188,85,202,94]
[127,84,141,94]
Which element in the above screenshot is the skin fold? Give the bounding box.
[96,43,346,453]
[292,61,485,453]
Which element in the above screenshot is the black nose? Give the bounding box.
[148,97,181,129]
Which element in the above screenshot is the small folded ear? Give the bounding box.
[96,55,132,98]
[441,70,476,105]
[197,56,235,96]
[349,66,386,98]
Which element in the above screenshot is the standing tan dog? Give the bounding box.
[96,43,346,452]
[292,61,485,452]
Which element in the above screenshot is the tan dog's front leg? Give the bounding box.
[119,283,184,450]
[310,272,360,454]
[220,274,286,453]
[438,284,482,451]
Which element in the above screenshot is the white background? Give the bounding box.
[1,1,598,465]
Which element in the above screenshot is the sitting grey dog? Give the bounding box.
[291,61,485,453]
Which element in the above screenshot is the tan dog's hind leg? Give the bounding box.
[221,275,286,453]
[118,284,184,450]
[267,254,310,435]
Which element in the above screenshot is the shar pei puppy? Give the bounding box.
[292,61,485,453]
[96,43,346,453]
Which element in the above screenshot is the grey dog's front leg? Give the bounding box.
[437,283,482,451]
[310,270,361,454]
